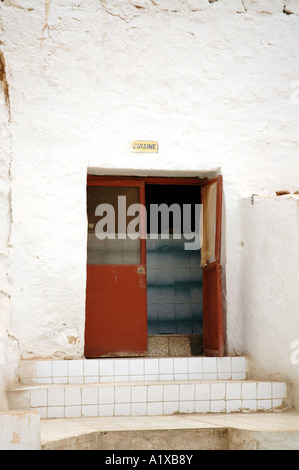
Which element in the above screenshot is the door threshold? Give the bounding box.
[147,334,203,357]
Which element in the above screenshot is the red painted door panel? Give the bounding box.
[202,262,224,356]
[84,180,147,358]
[201,176,224,357]
[85,265,147,357]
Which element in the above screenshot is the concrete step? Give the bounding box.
[7,379,291,419]
[40,411,299,450]
[16,356,247,385]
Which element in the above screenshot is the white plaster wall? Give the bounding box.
[0,1,299,404]
[0,59,19,408]
[0,410,40,450]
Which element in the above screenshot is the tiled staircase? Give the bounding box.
[7,357,292,419]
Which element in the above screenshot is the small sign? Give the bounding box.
[130,140,158,153]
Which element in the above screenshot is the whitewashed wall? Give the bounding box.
[0,0,299,407]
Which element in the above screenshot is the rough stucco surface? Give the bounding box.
[0,51,19,409]
[0,0,299,407]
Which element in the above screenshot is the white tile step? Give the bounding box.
[16,356,247,385]
[7,379,291,419]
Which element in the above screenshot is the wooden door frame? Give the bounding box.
[86,174,225,356]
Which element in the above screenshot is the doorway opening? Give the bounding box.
[84,175,224,358]
[145,183,203,355]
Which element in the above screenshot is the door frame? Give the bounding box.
[85,174,224,357]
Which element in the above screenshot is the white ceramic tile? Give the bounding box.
[36,361,52,378]
[202,358,217,373]
[189,373,203,380]
[84,376,99,384]
[160,374,173,381]
[115,375,129,382]
[179,383,194,401]
[115,403,131,416]
[195,401,210,413]
[129,375,144,382]
[129,359,144,376]
[210,400,225,413]
[84,360,99,377]
[257,382,272,399]
[65,387,81,406]
[179,401,195,413]
[144,359,159,375]
[99,359,114,376]
[147,402,163,415]
[38,378,52,384]
[53,376,67,384]
[148,385,163,402]
[164,384,179,402]
[47,406,64,418]
[272,382,287,399]
[273,398,284,409]
[99,386,114,405]
[65,405,81,418]
[99,376,114,383]
[242,382,256,400]
[68,360,83,377]
[115,360,129,376]
[163,401,179,415]
[99,404,114,416]
[131,385,147,403]
[226,400,242,413]
[226,382,241,399]
[174,373,188,381]
[231,357,246,373]
[52,360,67,377]
[173,358,188,374]
[82,386,98,405]
[241,400,257,412]
[82,405,98,417]
[188,357,202,374]
[217,357,231,374]
[145,374,159,381]
[30,388,47,407]
[131,403,147,416]
[68,376,83,384]
[257,399,272,411]
[211,383,225,400]
[203,372,218,380]
[231,372,246,380]
[48,387,64,406]
[159,358,173,375]
[195,383,210,400]
[217,372,231,380]
[115,386,130,404]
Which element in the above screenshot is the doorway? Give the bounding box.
[84,175,224,358]
[145,183,203,334]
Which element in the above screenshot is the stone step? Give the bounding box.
[40,412,299,450]
[16,356,247,385]
[7,379,291,419]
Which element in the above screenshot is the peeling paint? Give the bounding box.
[10,431,20,444]
[67,336,79,345]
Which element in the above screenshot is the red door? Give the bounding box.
[201,176,224,356]
[84,179,147,357]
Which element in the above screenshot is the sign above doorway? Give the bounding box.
[130,140,158,153]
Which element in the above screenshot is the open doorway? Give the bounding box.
[145,183,203,355]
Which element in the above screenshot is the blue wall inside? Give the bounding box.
[146,235,203,335]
